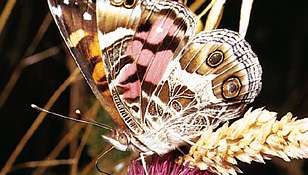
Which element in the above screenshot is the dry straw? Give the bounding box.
[179,108,308,175]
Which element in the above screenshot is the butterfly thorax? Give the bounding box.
[102,125,187,155]
[136,125,186,155]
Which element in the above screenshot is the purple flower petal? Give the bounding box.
[127,152,215,175]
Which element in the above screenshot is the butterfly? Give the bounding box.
[47,0,262,170]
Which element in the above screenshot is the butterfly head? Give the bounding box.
[102,129,131,151]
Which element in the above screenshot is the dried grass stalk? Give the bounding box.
[204,0,225,32]
[239,0,254,37]
[180,108,308,175]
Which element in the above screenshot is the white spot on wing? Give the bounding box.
[156,26,163,33]
[63,0,69,5]
[51,5,62,17]
[98,28,134,49]
[162,61,220,104]
[114,162,125,172]
[83,12,92,20]
[68,29,88,47]
[171,64,219,103]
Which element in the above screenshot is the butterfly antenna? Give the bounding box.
[76,109,104,125]
[96,145,115,175]
[31,104,113,131]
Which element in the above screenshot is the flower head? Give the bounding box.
[128,152,214,175]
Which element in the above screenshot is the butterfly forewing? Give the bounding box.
[47,0,125,127]
[96,0,196,131]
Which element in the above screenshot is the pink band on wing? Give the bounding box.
[138,49,154,66]
[121,81,141,99]
[168,23,180,36]
[135,31,148,41]
[117,63,137,83]
[145,50,173,84]
[125,40,143,58]
[147,17,174,45]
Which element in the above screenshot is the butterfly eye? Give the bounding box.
[110,0,124,6]
[222,77,242,99]
[118,133,129,145]
[206,50,224,68]
[124,0,136,8]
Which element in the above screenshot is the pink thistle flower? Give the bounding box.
[127,152,214,175]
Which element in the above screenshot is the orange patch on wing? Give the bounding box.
[68,29,89,47]
[88,36,101,58]
[92,61,106,83]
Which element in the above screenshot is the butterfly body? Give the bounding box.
[48,0,262,160]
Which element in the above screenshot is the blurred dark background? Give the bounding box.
[0,0,308,175]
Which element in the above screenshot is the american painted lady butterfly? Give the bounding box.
[47,0,262,171]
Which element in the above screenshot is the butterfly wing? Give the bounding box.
[145,29,262,138]
[47,0,125,127]
[96,0,196,133]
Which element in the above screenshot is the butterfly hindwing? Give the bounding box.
[178,29,262,105]
[47,0,125,127]
[144,29,262,138]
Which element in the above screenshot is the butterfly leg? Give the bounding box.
[140,153,148,175]
[138,151,153,175]
[176,147,185,155]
